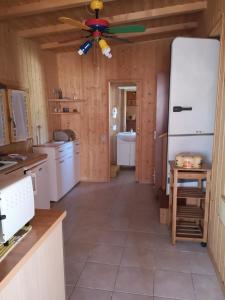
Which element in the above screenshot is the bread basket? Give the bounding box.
[175,153,203,169]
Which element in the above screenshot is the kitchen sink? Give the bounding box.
[0,161,18,171]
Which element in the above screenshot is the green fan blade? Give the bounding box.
[107,25,145,34]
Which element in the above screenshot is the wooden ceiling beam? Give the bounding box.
[0,0,115,20]
[18,1,206,38]
[41,39,84,50]
[107,1,207,24]
[41,21,198,50]
[18,24,75,38]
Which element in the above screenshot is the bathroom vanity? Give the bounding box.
[117,132,136,166]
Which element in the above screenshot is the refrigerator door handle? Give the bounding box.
[173,106,192,112]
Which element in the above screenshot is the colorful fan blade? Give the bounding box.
[58,17,90,31]
[107,25,145,34]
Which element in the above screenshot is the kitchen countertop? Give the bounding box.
[0,209,66,291]
[0,152,47,176]
[33,141,66,148]
[33,140,80,148]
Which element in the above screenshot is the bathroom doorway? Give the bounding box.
[108,81,140,182]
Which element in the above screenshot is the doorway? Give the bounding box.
[108,81,140,181]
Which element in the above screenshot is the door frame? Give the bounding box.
[107,79,143,182]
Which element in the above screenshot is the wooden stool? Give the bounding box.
[169,161,211,245]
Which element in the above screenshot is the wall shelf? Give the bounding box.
[50,112,79,115]
[48,98,86,102]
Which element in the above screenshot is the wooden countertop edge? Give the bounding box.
[0,153,48,175]
[0,209,67,291]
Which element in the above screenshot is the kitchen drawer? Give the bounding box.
[74,140,80,147]
[73,141,80,154]
[55,142,73,159]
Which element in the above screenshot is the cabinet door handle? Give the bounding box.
[59,150,64,153]
[39,168,42,171]
[60,160,64,164]
[76,152,80,154]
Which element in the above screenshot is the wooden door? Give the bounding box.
[155,73,169,191]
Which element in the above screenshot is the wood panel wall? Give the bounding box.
[54,39,171,182]
[0,23,50,150]
[199,0,225,290]
[109,84,125,164]
[42,51,60,140]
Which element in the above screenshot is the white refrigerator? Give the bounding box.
[166,37,220,193]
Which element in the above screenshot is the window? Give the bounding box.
[0,89,9,146]
[8,89,31,142]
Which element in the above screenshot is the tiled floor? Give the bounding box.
[53,170,225,300]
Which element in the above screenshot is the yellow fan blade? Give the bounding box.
[58,17,90,31]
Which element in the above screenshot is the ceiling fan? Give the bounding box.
[59,0,146,58]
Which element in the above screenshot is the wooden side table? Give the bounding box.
[169,161,211,245]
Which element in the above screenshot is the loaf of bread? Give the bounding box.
[175,153,203,168]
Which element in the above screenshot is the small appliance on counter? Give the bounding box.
[175,153,203,169]
[0,175,35,244]
[53,129,76,142]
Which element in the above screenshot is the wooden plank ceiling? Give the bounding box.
[0,0,207,51]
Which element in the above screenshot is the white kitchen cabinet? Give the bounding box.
[24,160,50,209]
[73,140,81,184]
[33,141,80,202]
[56,154,74,198]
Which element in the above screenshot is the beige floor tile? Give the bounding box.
[121,247,155,269]
[66,285,74,300]
[112,292,153,299]
[115,266,154,296]
[88,244,124,265]
[68,228,101,244]
[154,270,195,300]
[64,242,95,262]
[192,274,225,300]
[64,260,85,285]
[153,235,178,252]
[129,219,155,233]
[77,262,118,291]
[154,298,178,300]
[54,171,221,300]
[70,287,112,300]
[154,250,191,273]
[104,217,130,231]
[174,241,207,253]
[98,230,128,246]
[189,253,216,275]
[125,232,157,249]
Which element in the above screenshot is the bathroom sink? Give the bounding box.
[117,132,136,142]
